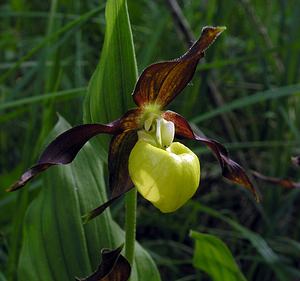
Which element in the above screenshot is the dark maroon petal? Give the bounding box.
[83,130,137,223]
[163,110,195,139]
[7,164,52,192]
[252,171,300,189]
[75,245,131,281]
[132,26,225,108]
[82,196,125,224]
[108,130,137,197]
[119,108,142,130]
[163,110,259,201]
[7,122,121,192]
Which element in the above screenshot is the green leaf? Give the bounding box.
[83,0,138,161]
[17,117,161,281]
[192,203,294,281]
[84,0,137,125]
[190,230,247,281]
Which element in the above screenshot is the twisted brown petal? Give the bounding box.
[132,26,225,107]
[252,171,300,189]
[75,245,130,281]
[7,122,121,192]
[163,110,259,201]
[83,130,137,223]
[108,130,137,197]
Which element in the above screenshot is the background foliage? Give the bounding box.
[1,0,300,280]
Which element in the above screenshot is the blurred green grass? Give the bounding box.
[1,0,300,280]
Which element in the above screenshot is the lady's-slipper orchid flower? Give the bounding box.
[8,26,259,221]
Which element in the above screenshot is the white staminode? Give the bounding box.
[156,118,175,148]
[138,114,175,149]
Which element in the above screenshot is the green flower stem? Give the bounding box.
[125,187,137,265]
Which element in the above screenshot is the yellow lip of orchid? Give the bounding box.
[129,139,200,212]
[129,111,200,212]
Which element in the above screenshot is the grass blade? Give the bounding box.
[192,84,300,123]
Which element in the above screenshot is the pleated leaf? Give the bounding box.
[17,117,161,281]
[190,230,247,281]
[83,0,137,128]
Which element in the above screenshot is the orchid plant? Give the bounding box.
[8,25,260,281]
[8,26,258,223]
